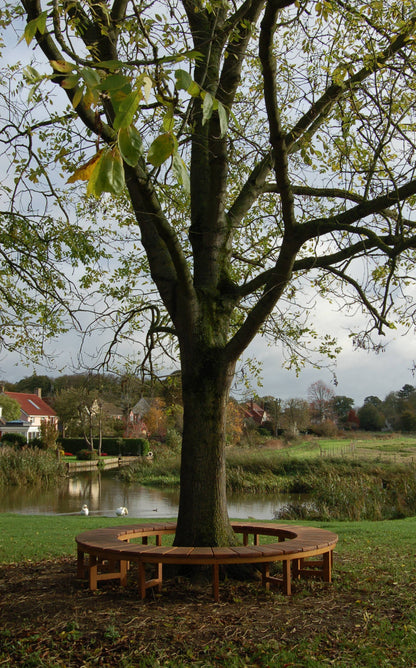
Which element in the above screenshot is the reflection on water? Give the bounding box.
[0,470,295,520]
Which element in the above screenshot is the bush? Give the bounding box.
[60,437,150,456]
[76,449,99,461]
[1,433,27,448]
[309,420,338,437]
[165,428,181,452]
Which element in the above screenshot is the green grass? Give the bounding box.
[1,515,416,665]
[0,514,161,563]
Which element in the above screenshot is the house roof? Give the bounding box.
[4,392,57,418]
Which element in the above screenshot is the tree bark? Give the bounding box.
[174,344,237,547]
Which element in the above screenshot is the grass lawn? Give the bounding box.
[0,513,415,666]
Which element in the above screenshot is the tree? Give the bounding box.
[4,1,416,547]
[397,384,416,401]
[14,375,53,396]
[333,395,355,427]
[143,398,167,438]
[363,395,383,409]
[0,394,21,421]
[308,381,335,424]
[225,399,244,445]
[358,403,385,431]
[346,408,360,430]
[39,420,59,450]
[281,398,310,436]
[52,386,98,445]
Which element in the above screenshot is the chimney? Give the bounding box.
[36,387,42,398]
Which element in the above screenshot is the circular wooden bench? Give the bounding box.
[76,522,338,601]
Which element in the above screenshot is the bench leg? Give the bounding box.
[292,558,302,580]
[77,549,85,578]
[282,560,291,596]
[138,562,147,599]
[262,563,271,591]
[120,559,128,586]
[89,555,98,590]
[323,550,332,582]
[138,561,163,599]
[212,563,220,602]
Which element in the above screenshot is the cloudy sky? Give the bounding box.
[2,18,416,409]
[1,297,415,409]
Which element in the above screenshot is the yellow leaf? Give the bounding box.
[50,60,73,73]
[67,151,103,183]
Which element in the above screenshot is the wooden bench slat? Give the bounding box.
[76,521,338,601]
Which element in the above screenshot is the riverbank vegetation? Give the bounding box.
[0,446,65,487]
[0,514,416,666]
[119,434,416,521]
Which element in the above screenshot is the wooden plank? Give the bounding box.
[76,521,338,599]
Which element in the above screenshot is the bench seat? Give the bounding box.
[76,522,338,601]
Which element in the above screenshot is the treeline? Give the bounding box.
[3,373,416,446]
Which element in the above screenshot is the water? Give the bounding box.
[0,470,296,520]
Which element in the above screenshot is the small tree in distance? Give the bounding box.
[3,1,416,547]
[0,395,21,422]
[308,381,335,424]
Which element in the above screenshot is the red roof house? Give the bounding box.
[1,389,57,441]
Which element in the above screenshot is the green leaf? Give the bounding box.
[87,147,125,197]
[118,126,143,166]
[148,133,177,167]
[61,75,79,90]
[81,68,101,88]
[94,60,125,71]
[202,92,214,125]
[162,106,174,132]
[113,90,142,131]
[172,153,190,194]
[96,74,129,92]
[188,81,200,97]
[72,87,84,110]
[22,11,47,45]
[175,69,193,91]
[217,101,228,138]
[23,66,41,83]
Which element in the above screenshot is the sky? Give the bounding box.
[1,13,416,409]
[1,299,415,409]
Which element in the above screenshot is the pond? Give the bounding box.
[0,470,297,520]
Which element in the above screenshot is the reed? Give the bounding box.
[0,446,65,487]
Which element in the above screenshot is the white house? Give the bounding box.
[0,388,58,442]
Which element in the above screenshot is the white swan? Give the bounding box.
[80,504,89,516]
[116,506,128,516]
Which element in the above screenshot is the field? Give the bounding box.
[282,432,416,462]
[0,514,416,666]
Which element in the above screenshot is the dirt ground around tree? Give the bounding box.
[1,554,411,667]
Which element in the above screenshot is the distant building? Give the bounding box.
[242,400,271,426]
[0,388,58,442]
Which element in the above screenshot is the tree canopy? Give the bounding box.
[2,0,416,546]
[0,394,21,422]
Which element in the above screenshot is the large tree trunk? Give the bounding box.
[174,346,237,547]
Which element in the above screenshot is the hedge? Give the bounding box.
[59,437,150,457]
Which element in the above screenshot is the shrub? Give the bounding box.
[76,449,99,461]
[165,429,181,452]
[60,437,149,456]
[309,420,338,437]
[1,433,27,448]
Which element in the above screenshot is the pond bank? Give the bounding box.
[65,456,140,474]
